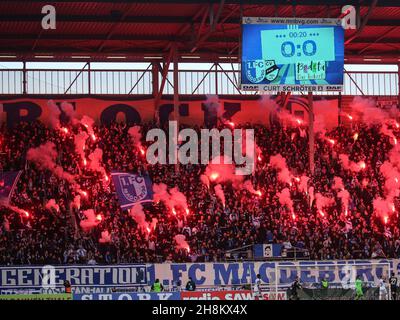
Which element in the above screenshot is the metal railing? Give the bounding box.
[0,67,398,96]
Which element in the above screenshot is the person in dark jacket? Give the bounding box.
[186,277,196,291]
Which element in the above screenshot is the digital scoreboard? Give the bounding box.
[240,17,344,92]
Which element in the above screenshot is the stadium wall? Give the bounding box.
[0,96,338,128]
[0,260,397,295]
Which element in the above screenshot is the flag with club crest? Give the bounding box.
[111,171,153,210]
[0,171,22,205]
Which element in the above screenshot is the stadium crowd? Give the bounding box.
[1,114,400,266]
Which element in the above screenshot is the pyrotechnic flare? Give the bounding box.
[169,187,188,213]
[350,96,389,125]
[269,154,293,185]
[200,174,210,188]
[315,193,334,218]
[72,195,81,210]
[243,180,262,196]
[128,126,145,155]
[298,175,310,194]
[88,148,107,180]
[79,190,88,198]
[129,203,151,233]
[373,197,395,224]
[308,186,314,208]
[80,209,101,231]
[74,131,89,164]
[277,188,293,213]
[214,184,226,207]
[174,234,190,253]
[339,154,366,172]
[81,115,96,139]
[4,204,31,218]
[358,161,366,170]
[26,142,75,184]
[210,172,219,181]
[99,231,111,243]
[204,155,243,186]
[47,100,61,129]
[60,102,78,125]
[150,218,158,231]
[45,199,59,212]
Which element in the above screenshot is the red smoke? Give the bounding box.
[269,154,293,185]
[214,184,226,207]
[174,234,190,252]
[45,199,59,212]
[277,188,293,213]
[27,142,75,184]
[80,209,101,231]
[99,231,111,243]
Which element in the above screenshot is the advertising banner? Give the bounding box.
[181,290,255,300]
[262,292,287,300]
[1,260,396,293]
[73,292,180,300]
[181,290,287,300]
[0,96,338,129]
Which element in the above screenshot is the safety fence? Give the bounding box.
[0,66,398,96]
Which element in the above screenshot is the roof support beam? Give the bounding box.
[97,4,137,52]
[1,34,399,45]
[358,26,400,54]
[345,0,378,45]
[12,0,400,6]
[154,48,174,112]
[191,0,226,53]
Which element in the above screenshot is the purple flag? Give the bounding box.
[0,171,22,205]
[111,171,153,210]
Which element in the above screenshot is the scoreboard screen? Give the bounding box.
[240,17,344,92]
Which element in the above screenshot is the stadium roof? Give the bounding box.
[0,0,399,63]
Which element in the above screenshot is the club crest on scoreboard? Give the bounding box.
[245,59,280,84]
[264,60,279,82]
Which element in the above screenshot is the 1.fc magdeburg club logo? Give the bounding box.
[245,60,279,83]
[119,174,149,202]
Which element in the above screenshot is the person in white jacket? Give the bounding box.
[379,276,388,300]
